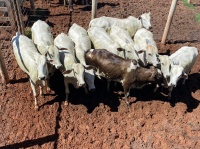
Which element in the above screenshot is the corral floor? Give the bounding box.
[1,0,200,148]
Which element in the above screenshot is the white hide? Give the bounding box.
[31,20,62,69]
[109,26,140,61]
[59,50,85,105]
[134,28,159,66]
[11,33,48,109]
[54,32,75,55]
[158,55,171,80]
[168,46,198,87]
[89,12,151,37]
[68,23,96,92]
[68,23,91,66]
[88,27,125,58]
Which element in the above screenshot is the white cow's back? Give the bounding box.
[169,46,198,72]
[54,32,75,55]
[110,26,139,60]
[31,20,53,54]
[88,27,124,58]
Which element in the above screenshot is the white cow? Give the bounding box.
[31,20,62,69]
[134,28,159,67]
[68,23,91,66]
[109,26,141,62]
[11,33,48,110]
[59,50,85,105]
[67,24,96,92]
[54,32,75,55]
[89,12,151,37]
[167,46,198,98]
[87,27,125,58]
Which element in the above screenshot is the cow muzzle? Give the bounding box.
[89,88,96,93]
[168,83,176,87]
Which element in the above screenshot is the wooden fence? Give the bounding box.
[0,0,25,34]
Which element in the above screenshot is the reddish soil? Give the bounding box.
[1,0,200,148]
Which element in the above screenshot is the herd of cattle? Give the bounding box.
[11,12,198,110]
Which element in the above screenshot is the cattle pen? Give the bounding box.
[1,0,200,148]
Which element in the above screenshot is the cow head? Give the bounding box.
[34,54,48,80]
[47,45,62,69]
[145,39,159,67]
[148,66,162,82]
[125,44,141,62]
[139,12,152,30]
[63,63,85,88]
[168,64,187,87]
[158,55,171,80]
[84,65,96,92]
[127,59,139,72]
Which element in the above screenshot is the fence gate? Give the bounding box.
[0,0,25,35]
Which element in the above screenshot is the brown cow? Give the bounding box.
[85,49,162,107]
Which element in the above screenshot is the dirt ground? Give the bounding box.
[1,0,200,148]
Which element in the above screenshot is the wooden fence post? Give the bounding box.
[16,0,25,34]
[5,0,15,31]
[69,0,73,12]
[30,0,35,15]
[0,48,9,84]
[161,0,178,44]
[91,0,97,19]
[188,0,191,3]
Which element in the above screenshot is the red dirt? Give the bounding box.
[1,0,200,148]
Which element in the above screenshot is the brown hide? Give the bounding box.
[85,49,131,80]
[85,49,161,106]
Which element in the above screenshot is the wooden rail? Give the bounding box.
[0,0,25,33]
[0,47,9,84]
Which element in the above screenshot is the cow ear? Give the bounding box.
[48,59,53,63]
[137,50,145,54]
[62,69,73,74]
[84,65,96,71]
[131,59,138,65]
[182,72,188,78]
[117,48,124,51]
[146,39,151,45]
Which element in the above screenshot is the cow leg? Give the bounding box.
[84,86,89,95]
[153,84,159,92]
[64,79,70,106]
[46,79,51,93]
[39,80,46,97]
[124,89,130,108]
[168,86,174,100]
[39,86,44,97]
[30,80,39,110]
[106,80,111,93]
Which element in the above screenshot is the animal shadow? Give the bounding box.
[131,73,200,112]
